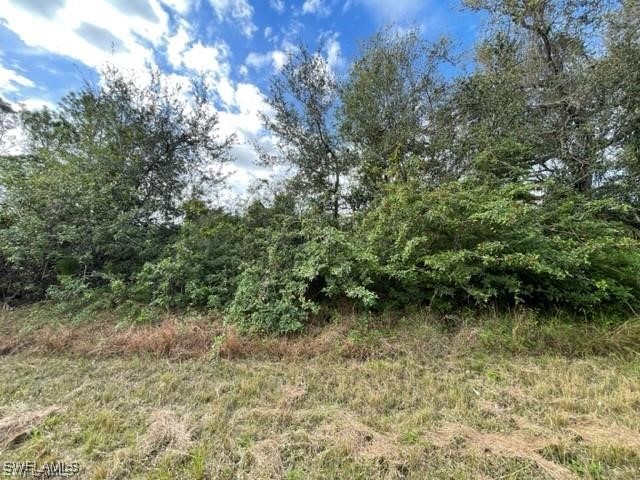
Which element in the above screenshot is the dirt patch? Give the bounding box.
[0,405,60,451]
[139,409,193,460]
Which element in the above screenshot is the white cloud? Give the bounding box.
[162,25,273,182]
[182,41,231,77]
[321,32,342,71]
[302,0,330,16]
[244,36,297,74]
[0,0,169,73]
[245,50,288,72]
[208,0,257,38]
[216,76,235,106]
[165,25,232,81]
[166,26,191,69]
[234,83,269,116]
[269,0,285,13]
[160,0,192,14]
[1,0,274,192]
[217,83,272,138]
[0,64,34,93]
[18,97,57,110]
[215,82,277,192]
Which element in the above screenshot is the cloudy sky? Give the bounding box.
[0,0,479,195]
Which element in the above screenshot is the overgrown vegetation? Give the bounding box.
[1,0,639,332]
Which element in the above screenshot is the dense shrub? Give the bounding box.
[2,3,640,335]
[361,180,640,312]
[132,208,245,309]
[0,67,230,303]
[226,216,377,333]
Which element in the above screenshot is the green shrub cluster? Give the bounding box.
[227,217,377,333]
[133,208,245,310]
[3,177,639,333]
[40,180,636,333]
[361,181,640,312]
[2,1,640,333]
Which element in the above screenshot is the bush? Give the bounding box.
[133,209,245,309]
[360,180,640,312]
[226,216,377,333]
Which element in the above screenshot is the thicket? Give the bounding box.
[1,1,639,332]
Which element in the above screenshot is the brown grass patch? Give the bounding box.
[429,422,575,479]
[108,320,214,358]
[428,416,640,479]
[247,438,284,479]
[279,384,307,409]
[139,409,193,460]
[0,317,222,359]
[2,308,640,364]
[314,411,401,462]
[0,308,438,361]
[569,420,640,449]
[217,324,351,360]
[0,405,60,451]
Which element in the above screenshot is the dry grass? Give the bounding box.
[0,307,639,478]
[0,405,60,452]
[430,421,572,479]
[139,409,193,460]
[0,310,425,361]
[2,306,639,362]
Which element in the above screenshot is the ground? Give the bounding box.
[0,308,639,479]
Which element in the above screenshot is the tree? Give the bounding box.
[460,0,616,193]
[340,27,452,207]
[595,0,640,213]
[260,46,351,219]
[0,66,232,299]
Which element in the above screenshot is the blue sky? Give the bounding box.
[0,0,480,193]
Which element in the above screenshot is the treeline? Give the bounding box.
[1,0,639,332]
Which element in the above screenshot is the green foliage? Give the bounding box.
[46,276,92,305]
[133,208,245,309]
[340,27,452,205]
[472,139,534,183]
[260,46,350,218]
[2,2,640,335]
[226,216,376,333]
[361,180,640,312]
[0,66,231,301]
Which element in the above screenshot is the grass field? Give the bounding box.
[1,308,639,479]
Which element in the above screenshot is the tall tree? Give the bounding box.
[596,0,640,211]
[0,66,232,297]
[261,46,350,219]
[340,27,452,207]
[460,0,616,192]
